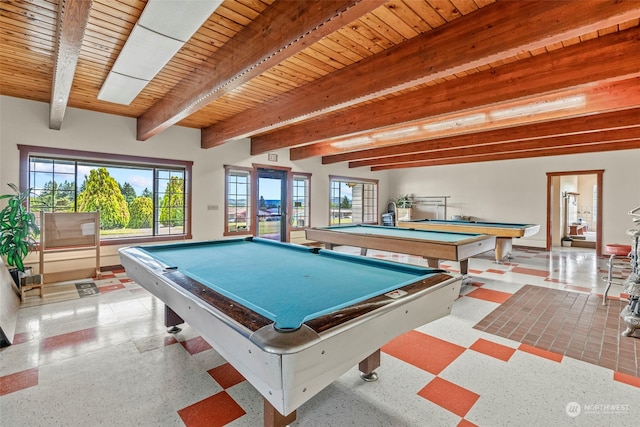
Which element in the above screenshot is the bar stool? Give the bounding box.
[602,243,632,305]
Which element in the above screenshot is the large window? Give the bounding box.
[329,176,378,225]
[19,145,192,244]
[225,166,252,235]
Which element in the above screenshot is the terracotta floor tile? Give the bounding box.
[614,371,640,388]
[178,391,246,427]
[511,267,549,277]
[40,327,97,353]
[518,344,563,363]
[469,338,516,362]
[465,287,512,304]
[181,336,212,355]
[0,368,38,396]
[383,330,466,375]
[457,418,479,427]
[98,283,126,294]
[208,363,245,389]
[418,377,480,418]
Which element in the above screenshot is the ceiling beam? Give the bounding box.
[276,25,640,159]
[136,0,386,142]
[369,140,640,171]
[322,105,640,164]
[349,127,640,168]
[49,0,92,130]
[207,0,640,151]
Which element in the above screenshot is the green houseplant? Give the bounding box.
[395,194,413,209]
[0,183,39,273]
[395,194,413,224]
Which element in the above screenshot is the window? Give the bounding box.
[291,174,310,228]
[225,166,252,235]
[329,176,378,225]
[19,145,192,244]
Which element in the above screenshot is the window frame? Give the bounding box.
[328,175,379,226]
[290,173,311,231]
[18,144,193,246]
[224,165,253,237]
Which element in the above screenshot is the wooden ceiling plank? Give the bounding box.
[348,127,640,167]
[323,106,640,164]
[49,0,93,130]
[403,0,446,28]
[383,0,434,34]
[208,0,640,149]
[370,140,640,171]
[137,0,386,142]
[271,26,640,158]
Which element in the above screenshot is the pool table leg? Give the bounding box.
[264,399,296,427]
[426,258,440,269]
[495,238,513,263]
[459,259,472,285]
[164,305,184,333]
[359,349,380,382]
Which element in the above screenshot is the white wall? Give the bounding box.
[388,151,640,248]
[0,96,389,270]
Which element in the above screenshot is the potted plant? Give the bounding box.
[395,194,413,224]
[0,183,40,287]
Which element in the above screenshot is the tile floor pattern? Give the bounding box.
[1,246,639,426]
[473,285,639,376]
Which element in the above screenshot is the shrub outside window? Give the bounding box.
[19,145,192,244]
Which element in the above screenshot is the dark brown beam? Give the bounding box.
[49,0,92,130]
[248,1,640,154]
[282,27,640,160]
[137,0,386,141]
[370,140,640,171]
[349,127,640,168]
[324,106,640,164]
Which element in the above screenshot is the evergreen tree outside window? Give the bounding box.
[21,145,191,243]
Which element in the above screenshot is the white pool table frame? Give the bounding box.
[120,246,461,427]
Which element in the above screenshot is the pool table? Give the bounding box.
[306,224,496,283]
[398,219,540,262]
[119,237,461,427]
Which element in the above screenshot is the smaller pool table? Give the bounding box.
[398,219,540,262]
[120,237,461,427]
[306,224,496,282]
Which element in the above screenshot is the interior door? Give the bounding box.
[257,168,287,241]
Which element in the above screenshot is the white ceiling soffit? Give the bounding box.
[98,0,223,105]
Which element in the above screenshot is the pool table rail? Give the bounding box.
[119,241,462,426]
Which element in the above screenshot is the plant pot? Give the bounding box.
[8,266,33,290]
[396,208,412,223]
[8,267,19,289]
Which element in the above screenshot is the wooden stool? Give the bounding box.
[602,244,632,305]
[20,274,44,300]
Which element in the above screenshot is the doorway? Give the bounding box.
[256,168,287,242]
[546,170,603,256]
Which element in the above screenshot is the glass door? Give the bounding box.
[257,168,287,241]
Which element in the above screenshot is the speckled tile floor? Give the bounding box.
[1,246,639,426]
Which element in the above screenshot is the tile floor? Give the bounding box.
[1,246,639,426]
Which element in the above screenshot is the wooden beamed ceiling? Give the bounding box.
[1,0,639,171]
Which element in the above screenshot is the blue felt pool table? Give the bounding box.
[398,219,540,262]
[119,237,461,427]
[306,224,495,282]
